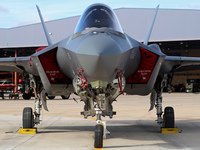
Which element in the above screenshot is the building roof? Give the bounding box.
[1,8,200,48]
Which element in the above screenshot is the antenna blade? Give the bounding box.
[36,5,52,46]
[144,5,159,45]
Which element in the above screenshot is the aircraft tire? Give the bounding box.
[22,93,31,100]
[94,124,103,148]
[163,107,174,128]
[23,107,34,128]
[48,96,55,99]
[61,94,70,99]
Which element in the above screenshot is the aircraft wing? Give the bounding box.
[0,57,32,73]
[160,56,200,74]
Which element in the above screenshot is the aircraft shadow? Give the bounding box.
[38,119,200,149]
[39,125,95,134]
[104,120,200,149]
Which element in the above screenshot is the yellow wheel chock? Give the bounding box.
[19,128,37,134]
[161,128,179,134]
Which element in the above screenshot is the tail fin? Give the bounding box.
[144,5,159,45]
[36,5,52,46]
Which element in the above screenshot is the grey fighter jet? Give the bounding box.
[1,3,200,148]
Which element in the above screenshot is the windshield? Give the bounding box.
[74,4,123,33]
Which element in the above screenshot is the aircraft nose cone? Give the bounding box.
[76,33,123,82]
[77,33,122,56]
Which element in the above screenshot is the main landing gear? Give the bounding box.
[151,74,175,128]
[22,74,41,129]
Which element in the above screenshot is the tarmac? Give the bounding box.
[0,93,200,150]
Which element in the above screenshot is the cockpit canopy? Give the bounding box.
[74,4,123,33]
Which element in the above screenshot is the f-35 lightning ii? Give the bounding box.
[1,3,200,148]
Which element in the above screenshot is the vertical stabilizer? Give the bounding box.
[144,5,159,45]
[36,5,52,46]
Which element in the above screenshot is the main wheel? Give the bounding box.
[163,107,175,128]
[23,107,34,128]
[61,94,70,99]
[94,124,103,148]
[22,93,31,100]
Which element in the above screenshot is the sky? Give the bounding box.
[1,0,200,28]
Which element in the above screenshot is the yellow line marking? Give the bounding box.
[88,117,97,121]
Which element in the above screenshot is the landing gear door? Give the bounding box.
[32,47,72,95]
[124,47,165,95]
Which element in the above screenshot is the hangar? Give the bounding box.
[1,7,200,92]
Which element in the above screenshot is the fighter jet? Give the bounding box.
[1,3,200,148]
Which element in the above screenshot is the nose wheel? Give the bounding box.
[94,124,104,148]
[94,109,110,148]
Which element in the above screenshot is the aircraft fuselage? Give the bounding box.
[57,28,141,82]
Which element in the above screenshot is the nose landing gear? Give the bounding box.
[94,108,110,148]
[94,123,104,148]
